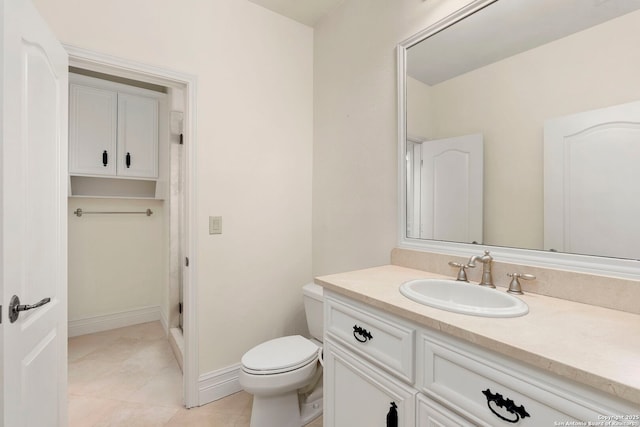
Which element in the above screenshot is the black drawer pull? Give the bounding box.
[353,325,373,343]
[102,150,108,167]
[482,388,530,423]
[126,152,131,168]
[386,402,398,427]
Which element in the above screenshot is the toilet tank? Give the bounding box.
[302,282,324,342]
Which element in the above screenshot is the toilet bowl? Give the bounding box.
[239,283,324,427]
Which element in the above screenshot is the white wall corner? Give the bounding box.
[68,306,161,338]
[198,363,243,406]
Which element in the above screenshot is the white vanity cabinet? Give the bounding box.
[323,290,639,427]
[324,293,418,426]
[69,74,159,179]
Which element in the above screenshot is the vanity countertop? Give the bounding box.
[315,265,640,407]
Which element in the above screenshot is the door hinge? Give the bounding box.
[185,257,189,267]
[178,302,183,314]
[0,305,2,324]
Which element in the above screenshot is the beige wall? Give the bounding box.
[68,198,165,321]
[312,0,474,276]
[420,9,640,249]
[407,76,434,141]
[35,0,313,374]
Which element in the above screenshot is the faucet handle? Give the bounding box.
[506,273,535,295]
[448,261,474,282]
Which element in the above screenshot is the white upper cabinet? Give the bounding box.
[69,74,160,179]
[69,83,117,176]
[117,93,158,178]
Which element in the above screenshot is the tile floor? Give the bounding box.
[68,321,323,426]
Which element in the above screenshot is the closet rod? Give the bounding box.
[74,208,153,217]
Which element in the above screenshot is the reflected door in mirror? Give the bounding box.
[545,100,640,259]
[406,134,483,243]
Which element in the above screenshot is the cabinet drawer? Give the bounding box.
[418,332,636,426]
[325,294,415,383]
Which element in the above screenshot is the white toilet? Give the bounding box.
[239,283,324,427]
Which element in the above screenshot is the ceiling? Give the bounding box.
[408,0,640,86]
[247,0,345,27]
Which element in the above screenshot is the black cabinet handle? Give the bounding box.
[386,402,398,427]
[102,150,108,167]
[126,152,131,168]
[353,325,373,343]
[482,389,530,423]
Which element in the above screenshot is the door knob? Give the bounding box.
[9,295,51,323]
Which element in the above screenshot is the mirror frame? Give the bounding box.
[397,0,640,280]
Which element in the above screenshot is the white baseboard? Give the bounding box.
[159,307,169,334]
[68,306,161,337]
[198,363,243,406]
[169,327,184,373]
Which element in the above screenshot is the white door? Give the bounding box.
[544,101,640,259]
[406,137,424,239]
[420,134,483,243]
[1,0,68,425]
[117,93,159,178]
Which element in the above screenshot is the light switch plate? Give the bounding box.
[209,216,222,234]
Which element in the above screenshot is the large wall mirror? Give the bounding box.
[398,0,640,277]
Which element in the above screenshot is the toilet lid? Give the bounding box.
[242,335,318,374]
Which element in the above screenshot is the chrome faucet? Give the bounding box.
[468,250,494,288]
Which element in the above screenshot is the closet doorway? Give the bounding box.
[65,46,198,408]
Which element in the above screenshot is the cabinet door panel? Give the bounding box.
[325,341,416,427]
[417,395,475,427]
[69,84,117,175]
[117,93,158,178]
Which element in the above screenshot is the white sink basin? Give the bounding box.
[399,279,528,318]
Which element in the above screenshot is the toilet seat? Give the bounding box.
[242,335,319,375]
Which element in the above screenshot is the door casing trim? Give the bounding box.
[65,44,200,408]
